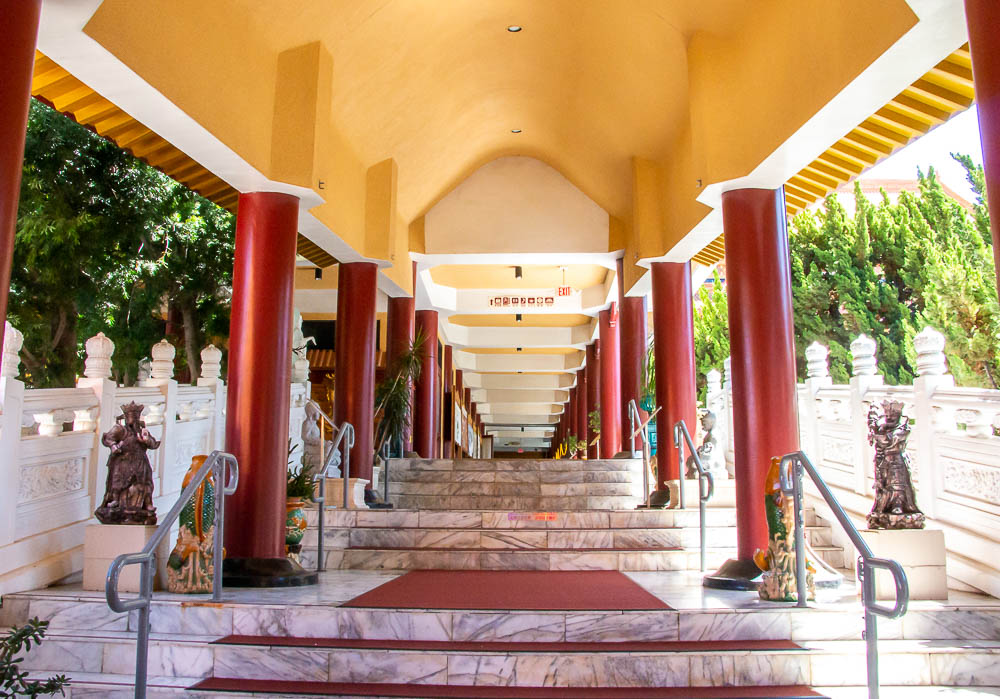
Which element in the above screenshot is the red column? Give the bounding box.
[0,0,42,352]
[567,386,576,442]
[651,262,697,487]
[576,369,589,459]
[619,296,648,454]
[413,310,439,457]
[598,306,622,458]
[586,341,600,459]
[334,262,377,492]
[224,192,315,586]
[966,0,1000,291]
[706,188,799,590]
[386,295,415,453]
[442,346,453,457]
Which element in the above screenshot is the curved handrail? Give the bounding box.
[627,400,659,506]
[673,419,715,572]
[105,450,238,699]
[306,399,355,573]
[779,450,909,699]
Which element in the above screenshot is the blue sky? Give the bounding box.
[858,106,984,202]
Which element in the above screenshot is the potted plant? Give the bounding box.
[641,346,656,412]
[1,618,69,697]
[588,408,601,454]
[374,331,426,458]
[285,441,313,548]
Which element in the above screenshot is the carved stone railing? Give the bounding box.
[0,323,312,595]
[705,326,1000,598]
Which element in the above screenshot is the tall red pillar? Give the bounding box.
[966,0,1000,292]
[576,369,589,459]
[586,342,600,459]
[442,346,453,457]
[386,295,415,454]
[651,261,697,488]
[567,386,577,441]
[598,307,622,459]
[0,0,42,353]
[413,310,438,458]
[705,188,799,590]
[334,262,377,494]
[224,192,316,586]
[619,296,648,454]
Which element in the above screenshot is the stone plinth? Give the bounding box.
[83,524,168,593]
[857,528,947,601]
[665,478,736,509]
[324,478,370,509]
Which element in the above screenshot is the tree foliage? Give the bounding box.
[693,156,998,389]
[11,100,234,387]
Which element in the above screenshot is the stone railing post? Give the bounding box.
[800,341,831,461]
[850,334,883,496]
[0,322,26,544]
[78,332,118,511]
[140,339,179,495]
[722,356,735,474]
[912,326,953,519]
[197,344,226,451]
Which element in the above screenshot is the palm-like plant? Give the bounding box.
[373,330,426,457]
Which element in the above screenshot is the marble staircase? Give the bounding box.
[7,572,1000,697]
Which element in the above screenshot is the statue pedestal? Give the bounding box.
[83,524,168,593]
[324,478,370,509]
[665,477,736,508]
[857,528,947,601]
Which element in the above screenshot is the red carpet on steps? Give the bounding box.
[341,570,671,610]
[191,678,826,698]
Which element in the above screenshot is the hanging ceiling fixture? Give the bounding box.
[507,25,522,33]
[515,313,523,322]
[514,265,523,279]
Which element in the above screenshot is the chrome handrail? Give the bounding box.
[627,400,659,507]
[306,399,354,573]
[673,420,715,571]
[779,450,909,699]
[105,450,238,699]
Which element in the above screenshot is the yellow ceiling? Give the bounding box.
[692,44,976,267]
[449,314,593,328]
[465,348,580,355]
[431,264,608,289]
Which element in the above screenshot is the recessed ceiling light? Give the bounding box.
[510,128,522,134]
[507,25,522,33]
[515,313,523,322]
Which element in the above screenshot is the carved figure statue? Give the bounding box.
[166,456,218,593]
[302,402,340,477]
[867,400,924,529]
[686,410,727,480]
[755,457,815,602]
[95,402,160,525]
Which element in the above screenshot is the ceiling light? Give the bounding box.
[511,129,522,134]
[514,265,522,279]
[516,347,522,352]
[314,268,323,280]
[515,313,522,322]
[507,25,522,33]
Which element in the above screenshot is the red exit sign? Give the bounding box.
[557,285,572,296]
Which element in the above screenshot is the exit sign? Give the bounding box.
[557,285,572,296]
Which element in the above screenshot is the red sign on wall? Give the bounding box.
[557,285,572,297]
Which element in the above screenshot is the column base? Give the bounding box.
[646,489,671,509]
[703,557,763,591]
[365,488,394,509]
[223,556,318,588]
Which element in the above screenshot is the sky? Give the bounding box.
[858,105,984,202]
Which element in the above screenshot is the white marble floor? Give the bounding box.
[18,568,998,613]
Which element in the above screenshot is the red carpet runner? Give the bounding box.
[341,570,671,610]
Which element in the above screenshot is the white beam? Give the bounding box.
[454,351,583,373]
[471,389,569,404]
[463,373,577,390]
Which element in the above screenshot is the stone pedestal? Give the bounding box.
[324,478,370,509]
[857,528,947,601]
[83,524,168,593]
[665,478,736,508]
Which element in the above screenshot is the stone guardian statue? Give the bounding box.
[95,401,160,525]
[867,400,924,529]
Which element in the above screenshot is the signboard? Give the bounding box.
[459,288,583,314]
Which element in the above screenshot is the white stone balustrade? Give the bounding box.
[0,325,311,596]
[706,326,1000,598]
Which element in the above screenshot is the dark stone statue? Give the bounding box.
[867,400,924,530]
[95,401,160,525]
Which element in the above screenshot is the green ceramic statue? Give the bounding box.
[166,455,218,593]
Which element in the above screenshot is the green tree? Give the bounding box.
[11,99,234,387]
[692,270,730,397]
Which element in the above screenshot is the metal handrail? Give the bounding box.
[627,400,659,507]
[779,450,909,699]
[306,399,354,573]
[673,420,715,571]
[105,450,238,699]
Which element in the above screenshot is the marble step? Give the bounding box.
[392,469,639,484]
[389,481,642,497]
[390,494,645,510]
[312,545,737,571]
[302,526,737,550]
[304,508,739,530]
[390,459,643,474]
[7,589,1000,643]
[18,631,1000,688]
